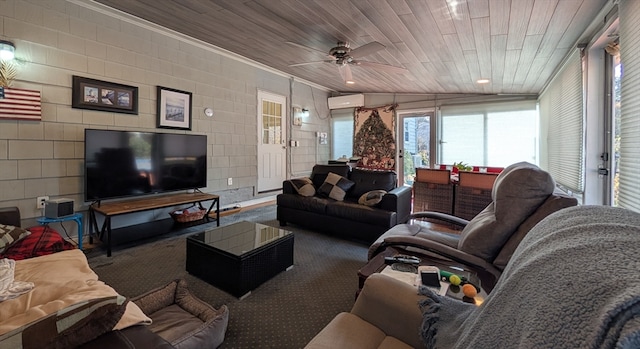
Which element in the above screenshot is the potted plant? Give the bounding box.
[453,161,473,172]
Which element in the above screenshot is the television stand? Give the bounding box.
[88,192,219,257]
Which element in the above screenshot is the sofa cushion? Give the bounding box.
[0,225,30,254]
[318,172,355,201]
[358,190,387,206]
[277,194,328,214]
[327,201,395,227]
[0,295,127,349]
[304,312,388,349]
[310,164,351,189]
[288,177,316,197]
[348,169,397,199]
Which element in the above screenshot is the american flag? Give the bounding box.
[0,87,42,120]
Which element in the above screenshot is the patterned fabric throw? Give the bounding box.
[317,172,355,201]
[0,225,30,254]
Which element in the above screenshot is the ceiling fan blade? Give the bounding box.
[289,60,333,67]
[354,60,408,74]
[349,42,385,58]
[285,41,334,59]
[339,64,354,83]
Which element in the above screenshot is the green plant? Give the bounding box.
[0,60,17,87]
[452,161,472,171]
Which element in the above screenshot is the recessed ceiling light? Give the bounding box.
[476,78,490,84]
[346,80,355,85]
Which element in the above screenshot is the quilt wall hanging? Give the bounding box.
[353,104,397,170]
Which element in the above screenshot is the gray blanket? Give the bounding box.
[419,205,640,348]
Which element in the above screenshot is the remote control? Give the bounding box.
[384,255,420,265]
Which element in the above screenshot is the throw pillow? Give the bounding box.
[0,226,75,261]
[0,224,31,254]
[358,190,387,206]
[0,295,127,349]
[288,177,316,197]
[317,172,355,201]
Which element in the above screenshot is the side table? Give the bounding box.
[358,247,487,304]
[37,213,84,250]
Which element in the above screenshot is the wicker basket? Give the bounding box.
[170,208,207,223]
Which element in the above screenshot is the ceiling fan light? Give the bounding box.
[0,40,15,61]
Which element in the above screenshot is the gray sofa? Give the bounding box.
[277,164,412,243]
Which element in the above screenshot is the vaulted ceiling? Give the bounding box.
[94,0,610,95]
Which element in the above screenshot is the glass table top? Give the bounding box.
[188,221,292,257]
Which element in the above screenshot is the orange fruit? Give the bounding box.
[462,284,477,298]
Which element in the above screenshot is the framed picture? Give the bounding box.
[157,86,192,130]
[71,76,138,114]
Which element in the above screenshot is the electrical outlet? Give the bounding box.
[227,177,233,186]
[37,196,49,208]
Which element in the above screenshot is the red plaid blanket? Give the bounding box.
[0,225,75,260]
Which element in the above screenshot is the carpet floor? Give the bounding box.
[87,205,370,349]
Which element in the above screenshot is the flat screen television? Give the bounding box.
[84,129,207,202]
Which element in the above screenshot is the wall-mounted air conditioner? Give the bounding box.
[327,94,364,110]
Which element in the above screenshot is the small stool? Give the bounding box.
[131,279,229,349]
[37,213,84,250]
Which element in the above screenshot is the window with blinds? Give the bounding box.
[439,101,538,167]
[539,49,585,194]
[330,108,355,159]
[618,0,640,212]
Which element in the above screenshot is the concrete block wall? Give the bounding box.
[290,80,332,177]
[0,0,331,231]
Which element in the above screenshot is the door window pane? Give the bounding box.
[402,114,431,185]
[262,100,282,145]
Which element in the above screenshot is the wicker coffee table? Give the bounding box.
[186,221,294,298]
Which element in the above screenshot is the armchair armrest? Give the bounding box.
[351,273,427,349]
[409,211,469,227]
[0,206,21,227]
[281,180,296,194]
[376,235,502,281]
[380,186,412,223]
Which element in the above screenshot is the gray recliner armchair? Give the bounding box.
[307,205,640,349]
[369,162,577,291]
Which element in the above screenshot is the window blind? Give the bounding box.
[440,101,538,167]
[539,49,584,193]
[618,0,640,212]
[330,108,355,159]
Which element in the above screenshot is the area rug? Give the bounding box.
[87,205,369,348]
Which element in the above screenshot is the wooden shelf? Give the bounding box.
[91,192,219,216]
[89,192,220,257]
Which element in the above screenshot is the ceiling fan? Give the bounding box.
[286,41,407,84]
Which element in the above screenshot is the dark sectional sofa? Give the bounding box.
[277,164,412,243]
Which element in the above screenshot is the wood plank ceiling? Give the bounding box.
[94,0,609,95]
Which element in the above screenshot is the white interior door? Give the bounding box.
[257,91,287,193]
